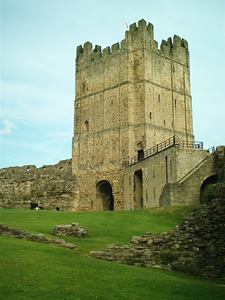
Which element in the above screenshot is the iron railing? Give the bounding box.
[207,146,215,153]
[123,135,204,168]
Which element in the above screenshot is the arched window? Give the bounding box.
[84,120,89,132]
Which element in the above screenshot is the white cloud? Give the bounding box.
[0,120,17,135]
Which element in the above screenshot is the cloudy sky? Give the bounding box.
[1,0,225,168]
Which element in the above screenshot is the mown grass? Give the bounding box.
[0,207,225,299]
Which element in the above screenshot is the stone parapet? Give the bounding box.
[76,19,189,69]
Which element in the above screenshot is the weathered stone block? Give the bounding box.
[52,223,88,238]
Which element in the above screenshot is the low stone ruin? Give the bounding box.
[0,224,79,250]
[90,184,225,278]
[52,223,88,238]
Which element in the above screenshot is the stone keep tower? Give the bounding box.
[72,19,194,211]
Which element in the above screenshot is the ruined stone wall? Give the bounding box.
[0,224,79,250]
[216,145,225,182]
[90,183,225,278]
[0,159,76,211]
[72,19,194,211]
[52,223,88,238]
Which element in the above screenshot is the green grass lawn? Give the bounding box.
[0,207,225,299]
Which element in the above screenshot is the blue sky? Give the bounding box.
[0,0,225,168]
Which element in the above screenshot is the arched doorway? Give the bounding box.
[200,175,217,204]
[96,180,114,211]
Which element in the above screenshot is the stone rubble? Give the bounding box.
[0,224,79,250]
[52,223,88,238]
[90,183,225,278]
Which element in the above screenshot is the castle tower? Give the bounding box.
[72,19,194,211]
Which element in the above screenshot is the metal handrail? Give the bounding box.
[123,135,204,168]
[207,146,215,153]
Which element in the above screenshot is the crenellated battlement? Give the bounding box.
[73,19,194,212]
[76,19,189,68]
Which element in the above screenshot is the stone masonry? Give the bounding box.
[0,224,79,250]
[52,223,88,238]
[90,183,225,278]
[0,19,224,212]
[90,149,225,277]
[0,159,77,211]
[124,141,217,209]
[72,19,194,211]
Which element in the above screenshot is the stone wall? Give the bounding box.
[0,224,79,250]
[90,183,225,278]
[52,223,88,238]
[0,159,76,211]
[217,145,225,182]
[124,145,217,209]
[160,148,217,206]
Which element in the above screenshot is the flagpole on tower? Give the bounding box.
[123,18,129,32]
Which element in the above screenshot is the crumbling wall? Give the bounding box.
[0,159,76,211]
[52,223,88,238]
[90,183,225,278]
[0,224,79,250]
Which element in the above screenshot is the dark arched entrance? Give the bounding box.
[134,169,143,209]
[96,180,114,211]
[200,175,217,204]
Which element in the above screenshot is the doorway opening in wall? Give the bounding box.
[134,169,143,209]
[200,175,217,204]
[138,150,144,161]
[137,141,144,161]
[96,180,114,211]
